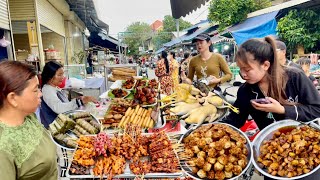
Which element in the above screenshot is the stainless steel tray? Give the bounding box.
[101,104,165,132]
[66,133,183,179]
[252,119,320,180]
[179,122,253,180]
[50,110,101,151]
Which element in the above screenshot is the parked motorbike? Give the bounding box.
[145,61,150,67]
[149,62,156,69]
[139,65,148,78]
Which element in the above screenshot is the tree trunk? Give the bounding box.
[297,44,305,55]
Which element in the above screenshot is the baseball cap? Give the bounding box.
[192,33,211,43]
[276,40,287,50]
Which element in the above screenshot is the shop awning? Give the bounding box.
[183,20,209,33]
[228,10,279,45]
[170,0,210,19]
[182,25,218,43]
[162,24,218,48]
[66,0,109,33]
[89,32,124,52]
[155,47,166,55]
[163,36,185,47]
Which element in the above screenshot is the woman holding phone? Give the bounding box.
[223,36,320,131]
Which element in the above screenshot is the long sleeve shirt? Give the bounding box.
[223,67,320,130]
[42,84,78,114]
[188,53,232,87]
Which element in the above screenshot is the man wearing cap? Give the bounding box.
[276,40,301,69]
[181,33,232,88]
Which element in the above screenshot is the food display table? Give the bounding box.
[48,77,320,180]
[104,63,138,89]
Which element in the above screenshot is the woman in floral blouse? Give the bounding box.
[169,51,179,91]
[155,51,174,95]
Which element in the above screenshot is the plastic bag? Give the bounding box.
[0,37,11,47]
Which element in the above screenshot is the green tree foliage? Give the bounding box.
[152,15,192,50]
[277,9,320,52]
[208,0,271,31]
[162,15,193,32]
[254,0,272,11]
[122,22,153,55]
[152,32,171,51]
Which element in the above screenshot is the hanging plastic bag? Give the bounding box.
[0,37,10,47]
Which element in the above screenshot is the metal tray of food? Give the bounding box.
[101,101,166,131]
[252,120,320,180]
[179,122,253,180]
[66,133,183,179]
[160,93,228,127]
[121,78,137,91]
[49,110,101,151]
[99,89,131,99]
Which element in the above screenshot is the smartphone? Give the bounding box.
[251,98,271,104]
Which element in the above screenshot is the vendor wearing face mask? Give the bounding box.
[40,61,97,128]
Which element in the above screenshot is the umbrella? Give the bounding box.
[170,0,210,38]
[170,0,210,19]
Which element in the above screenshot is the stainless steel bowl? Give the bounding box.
[252,120,320,180]
[179,122,253,180]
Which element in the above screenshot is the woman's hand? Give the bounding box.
[181,70,187,78]
[251,97,285,114]
[208,75,221,85]
[81,96,98,104]
[181,77,192,84]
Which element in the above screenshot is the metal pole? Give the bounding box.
[175,19,180,38]
[118,32,121,63]
[233,41,236,63]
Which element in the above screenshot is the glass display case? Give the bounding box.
[64,64,86,79]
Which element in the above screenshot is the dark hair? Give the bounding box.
[161,51,170,74]
[296,57,311,65]
[0,61,36,108]
[184,52,190,59]
[209,44,213,52]
[236,36,289,105]
[41,61,63,87]
[169,51,176,59]
[191,51,198,56]
[0,29,4,39]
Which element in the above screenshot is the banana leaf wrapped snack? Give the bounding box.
[70,112,91,119]
[76,119,98,134]
[49,111,101,149]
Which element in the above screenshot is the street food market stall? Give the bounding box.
[47,68,320,179]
